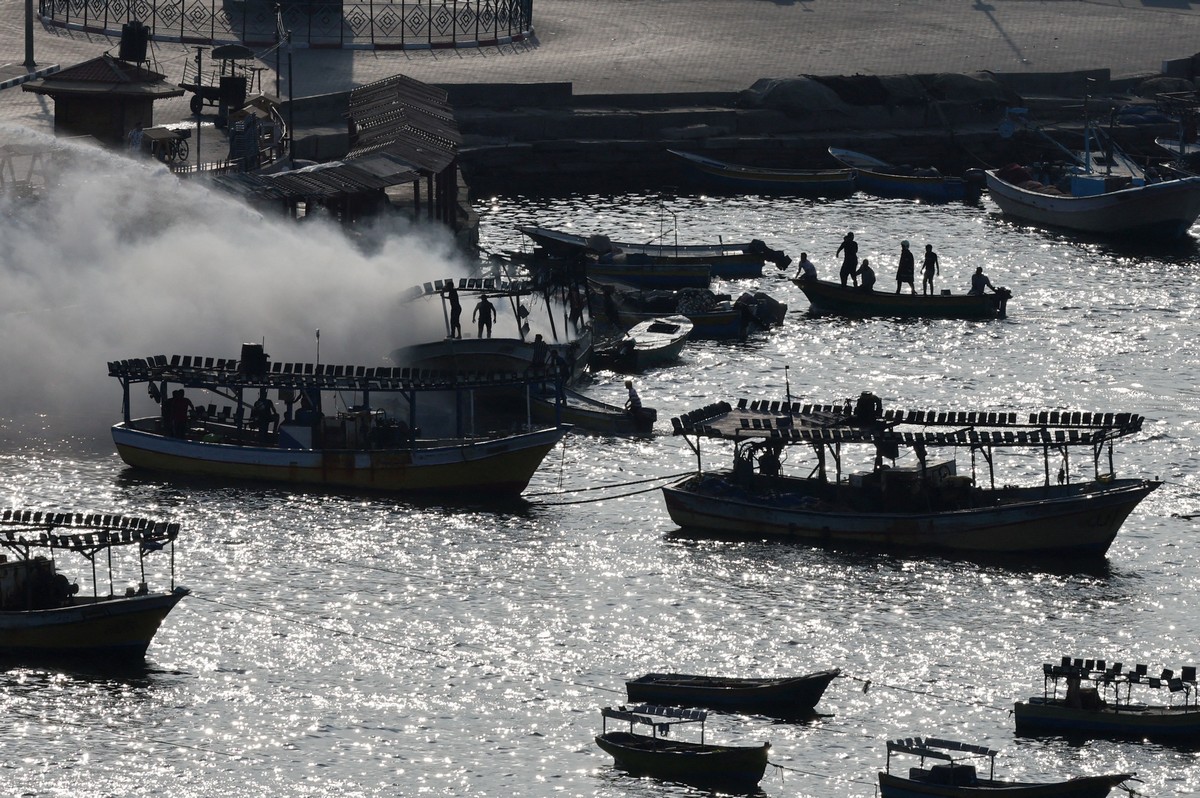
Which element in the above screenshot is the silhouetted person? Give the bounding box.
[969,266,996,295]
[167,389,193,437]
[922,244,940,295]
[250,389,279,444]
[473,294,497,338]
[837,232,858,286]
[895,240,916,294]
[446,284,462,338]
[796,252,817,281]
[856,258,876,291]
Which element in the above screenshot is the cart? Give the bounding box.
[141,127,191,163]
[180,44,256,117]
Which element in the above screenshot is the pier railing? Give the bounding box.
[38,0,533,49]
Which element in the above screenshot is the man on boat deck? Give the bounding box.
[446,284,463,339]
[855,259,876,291]
[473,294,497,338]
[836,232,858,286]
[968,266,996,295]
[167,389,193,437]
[895,240,916,294]
[250,389,279,443]
[796,252,817,281]
[922,244,940,295]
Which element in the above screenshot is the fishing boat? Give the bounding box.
[512,384,656,436]
[586,259,711,290]
[0,509,187,661]
[625,669,840,716]
[517,224,791,278]
[828,147,985,202]
[986,109,1200,238]
[107,346,567,499]
[593,284,786,340]
[669,149,857,197]
[794,278,1011,320]
[595,704,770,790]
[390,277,591,384]
[879,737,1133,797]
[1013,656,1200,742]
[661,395,1159,556]
[590,316,692,372]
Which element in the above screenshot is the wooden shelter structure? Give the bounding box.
[21,54,184,146]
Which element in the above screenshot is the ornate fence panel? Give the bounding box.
[38,0,533,49]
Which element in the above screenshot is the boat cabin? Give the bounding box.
[1038,656,1198,711]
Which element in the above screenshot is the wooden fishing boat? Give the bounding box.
[593,284,786,340]
[1013,656,1200,742]
[514,385,657,436]
[390,277,591,384]
[517,224,791,278]
[794,278,1011,320]
[828,147,984,202]
[669,149,856,197]
[625,669,840,716]
[0,509,187,662]
[590,316,692,372]
[108,346,567,499]
[879,737,1133,797]
[595,704,769,790]
[586,259,711,290]
[662,397,1159,556]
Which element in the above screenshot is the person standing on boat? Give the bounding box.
[855,258,876,291]
[251,389,279,444]
[836,232,858,286]
[473,294,497,338]
[968,266,996,295]
[167,389,193,437]
[624,379,645,422]
[895,240,916,294]
[921,244,940,295]
[796,252,817,281]
[446,283,463,339]
[529,334,548,385]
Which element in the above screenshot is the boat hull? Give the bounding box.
[670,149,857,197]
[879,771,1129,798]
[796,279,1008,319]
[0,589,187,661]
[1014,696,1200,741]
[662,474,1158,555]
[588,261,712,289]
[520,388,655,436]
[985,170,1200,238]
[596,731,768,789]
[592,317,691,372]
[625,669,839,715]
[112,422,565,498]
[828,147,982,202]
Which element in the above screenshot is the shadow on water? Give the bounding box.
[0,657,183,687]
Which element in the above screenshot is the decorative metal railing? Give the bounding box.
[38,0,533,49]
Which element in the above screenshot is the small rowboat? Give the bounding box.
[794,278,1010,320]
[596,704,770,790]
[879,737,1133,797]
[522,386,656,437]
[829,146,984,203]
[591,315,692,373]
[669,149,856,197]
[625,669,840,716]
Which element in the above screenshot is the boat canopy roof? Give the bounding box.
[0,508,179,556]
[109,354,546,393]
[401,276,536,302]
[887,737,997,762]
[602,704,707,727]
[1043,656,1197,692]
[670,399,1145,449]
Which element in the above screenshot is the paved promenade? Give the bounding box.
[2,0,1200,135]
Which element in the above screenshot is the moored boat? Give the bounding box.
[662,396,1159,556]
[512,385,656,436]
[625,669,840,716]
[1014,656,1200,743]
[0,509,187,662]
[879,737,1133,797]
[108,347,567,499]
[590,315,692,373]
[593,284,786,340]
[828,147,984,202]
[669,148,857,197]
[517,224,791,278]
[595,704,770,790]
[794,277,1011,320]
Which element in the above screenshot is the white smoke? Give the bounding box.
[0,125,471,441]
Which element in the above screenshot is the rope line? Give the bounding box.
[843,673,1010,713]
[524,471,691,497]
[768,760,877,788]
[534,482,673,506]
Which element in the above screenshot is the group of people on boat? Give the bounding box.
[794,231,1000,296]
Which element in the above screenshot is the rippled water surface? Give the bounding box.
[3,181,1200,797]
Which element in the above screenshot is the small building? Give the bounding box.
[22,54,184,146]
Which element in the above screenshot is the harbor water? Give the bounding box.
[2,133,1200,796]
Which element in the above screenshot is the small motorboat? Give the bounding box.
[595,704,769,790]
[0,508,188,662]
[593,284,786,340]
[1013,656,1200,742]
[590,315,692,373]
[669,148,857,197]
[829,146,984,202]
[625,669,840,716]
[879,737,1133,797]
